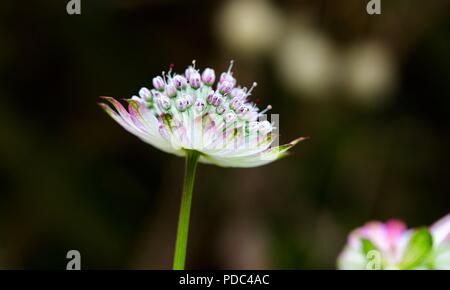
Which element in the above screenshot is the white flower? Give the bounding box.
[99,61,303,168]
[276,25,338,98]
[342,41,396,107]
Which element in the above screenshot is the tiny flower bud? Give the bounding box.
[175,96,188,112]
[152,76,165,91]
[194,99,206,112]
[206,90,216,105]
[173,75,187,89]
[151,90,162,99]
[202,68,216,86]
[157,96,171,111]
[218,80,234,95]
[213,96,224,107]
[210,93,223,107]
[188,71,201,89]
[185,66,196,80]
[165,82,177,98]
[219,72,236,87]
[139,87,152,100]
[184,94,194,107]
[237,105,250,119]
[230,97,242,111]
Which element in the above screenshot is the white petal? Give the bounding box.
[430,213,450,247]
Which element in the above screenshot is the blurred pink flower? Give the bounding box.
[338,214,450,270]
[338,220,411,270]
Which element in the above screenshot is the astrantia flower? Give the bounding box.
[99,60,303,168]
[337,214,450,270]
[99,61,303,270]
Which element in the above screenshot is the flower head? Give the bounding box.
[99,61,303,167]
[337,220,410,270]
[337,214,450,270]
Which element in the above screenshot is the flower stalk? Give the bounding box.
[173,150,200,270]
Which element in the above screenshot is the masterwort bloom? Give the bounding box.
[337,214,450,270]
[99,60,303,167]
[99,61,303,270]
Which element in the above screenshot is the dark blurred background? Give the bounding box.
[0,0,449,269]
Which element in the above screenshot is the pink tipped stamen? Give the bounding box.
[168,64,175,76]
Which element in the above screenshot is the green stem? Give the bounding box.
[173,150,200,270]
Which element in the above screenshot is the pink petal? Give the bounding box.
[98,102,137,134]
[385,219,407,248]
[101,96,134,126]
